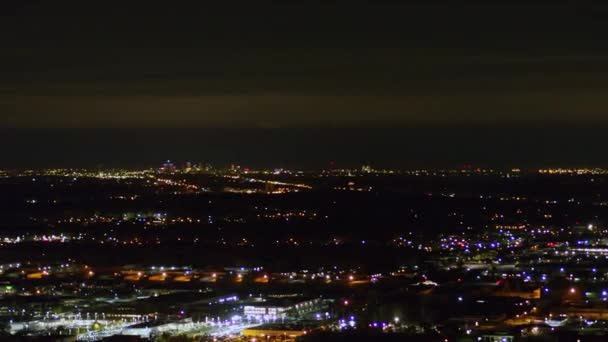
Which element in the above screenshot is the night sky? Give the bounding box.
[2,2,608,168]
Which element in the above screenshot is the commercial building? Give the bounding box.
[243,297,322,320]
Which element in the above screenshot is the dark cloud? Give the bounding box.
[2,2,608,167]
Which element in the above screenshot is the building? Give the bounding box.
[158,160,176,174]
[243,297,323,320]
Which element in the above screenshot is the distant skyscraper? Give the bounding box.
[158,160,176,174]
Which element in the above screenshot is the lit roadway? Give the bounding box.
[76,320,261,341]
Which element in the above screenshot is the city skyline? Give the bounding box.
[2,123,608,169]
